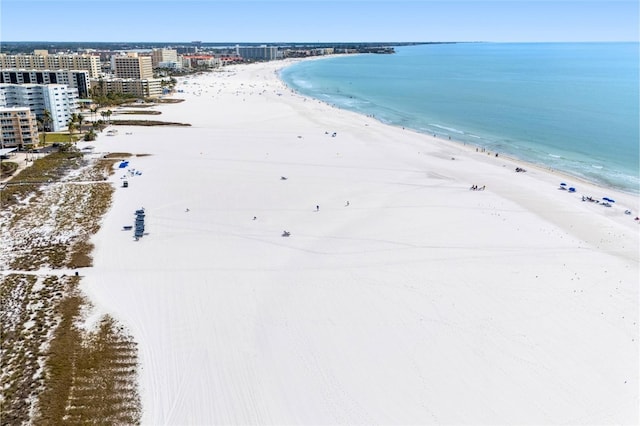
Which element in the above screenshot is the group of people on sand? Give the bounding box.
[581,196,636,220]
[470,185,486,191]
[515,167,527,173]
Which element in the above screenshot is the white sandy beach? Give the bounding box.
[81,59,639,425]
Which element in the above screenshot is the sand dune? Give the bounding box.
[82,59,639,425]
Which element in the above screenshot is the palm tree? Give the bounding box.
[90,106,99,122]
[106,109,112,124]
[37,117,44,144]
[40,109,52,146]
[68,119,77,142]
[98,78,105,97]
[77,113,85,134]
[84,128,97,141]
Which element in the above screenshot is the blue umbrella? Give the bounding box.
[560,183,567,186]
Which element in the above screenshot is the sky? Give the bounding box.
[1,0,638,43]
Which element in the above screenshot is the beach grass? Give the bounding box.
[154,98,184,104]
[40,133,82,144]
[120,103,154,108]
[0,149,141,424]
[1,161,19,178]
[35,288,141,425]
[118,110,162,115]
[3,153,114,269]
[0,274,63,424]
[7,178,113,271]
[0,151,84,208]
[102,152,133,159]
[109,119,191,126]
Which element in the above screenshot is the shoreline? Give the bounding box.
[275,57,638,218]
[278,53,639,196]
[81,58,638,424]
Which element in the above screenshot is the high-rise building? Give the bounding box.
[113,53,153,79]
[0,52,101,78]
[0,84,79,132]
[0,106,39,149]
[151,49,178,67]
[0,69,91,98]
[237,46,279,61]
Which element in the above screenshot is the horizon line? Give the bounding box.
[2,40,638,45]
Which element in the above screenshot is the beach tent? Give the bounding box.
[0,147,18,158]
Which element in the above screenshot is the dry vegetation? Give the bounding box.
[102,153,132,159]
[34,296,141,425]
[110,119,191,127]
[119,110,162,115]
[5,181,114,271]
[154,98,184,104]
[0,150,141,425]
[0,274,65,424]
[1,162,18,178]
[1,152,85,208]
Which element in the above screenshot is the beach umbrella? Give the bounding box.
[560,183,567,186]
[602,197,611,202]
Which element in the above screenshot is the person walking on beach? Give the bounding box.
[316,205,320,211]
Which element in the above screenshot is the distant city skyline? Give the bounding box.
[2,0,638,43]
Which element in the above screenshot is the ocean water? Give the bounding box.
[280,43,639,194]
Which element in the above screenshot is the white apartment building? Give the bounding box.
[152,48,178,67]
[113,53,153,79]
[0,52,101,78]
[0,69,91,98]
[0,106,39,149]
[0,84,79,132]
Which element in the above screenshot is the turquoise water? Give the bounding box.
[280,43,639,193]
